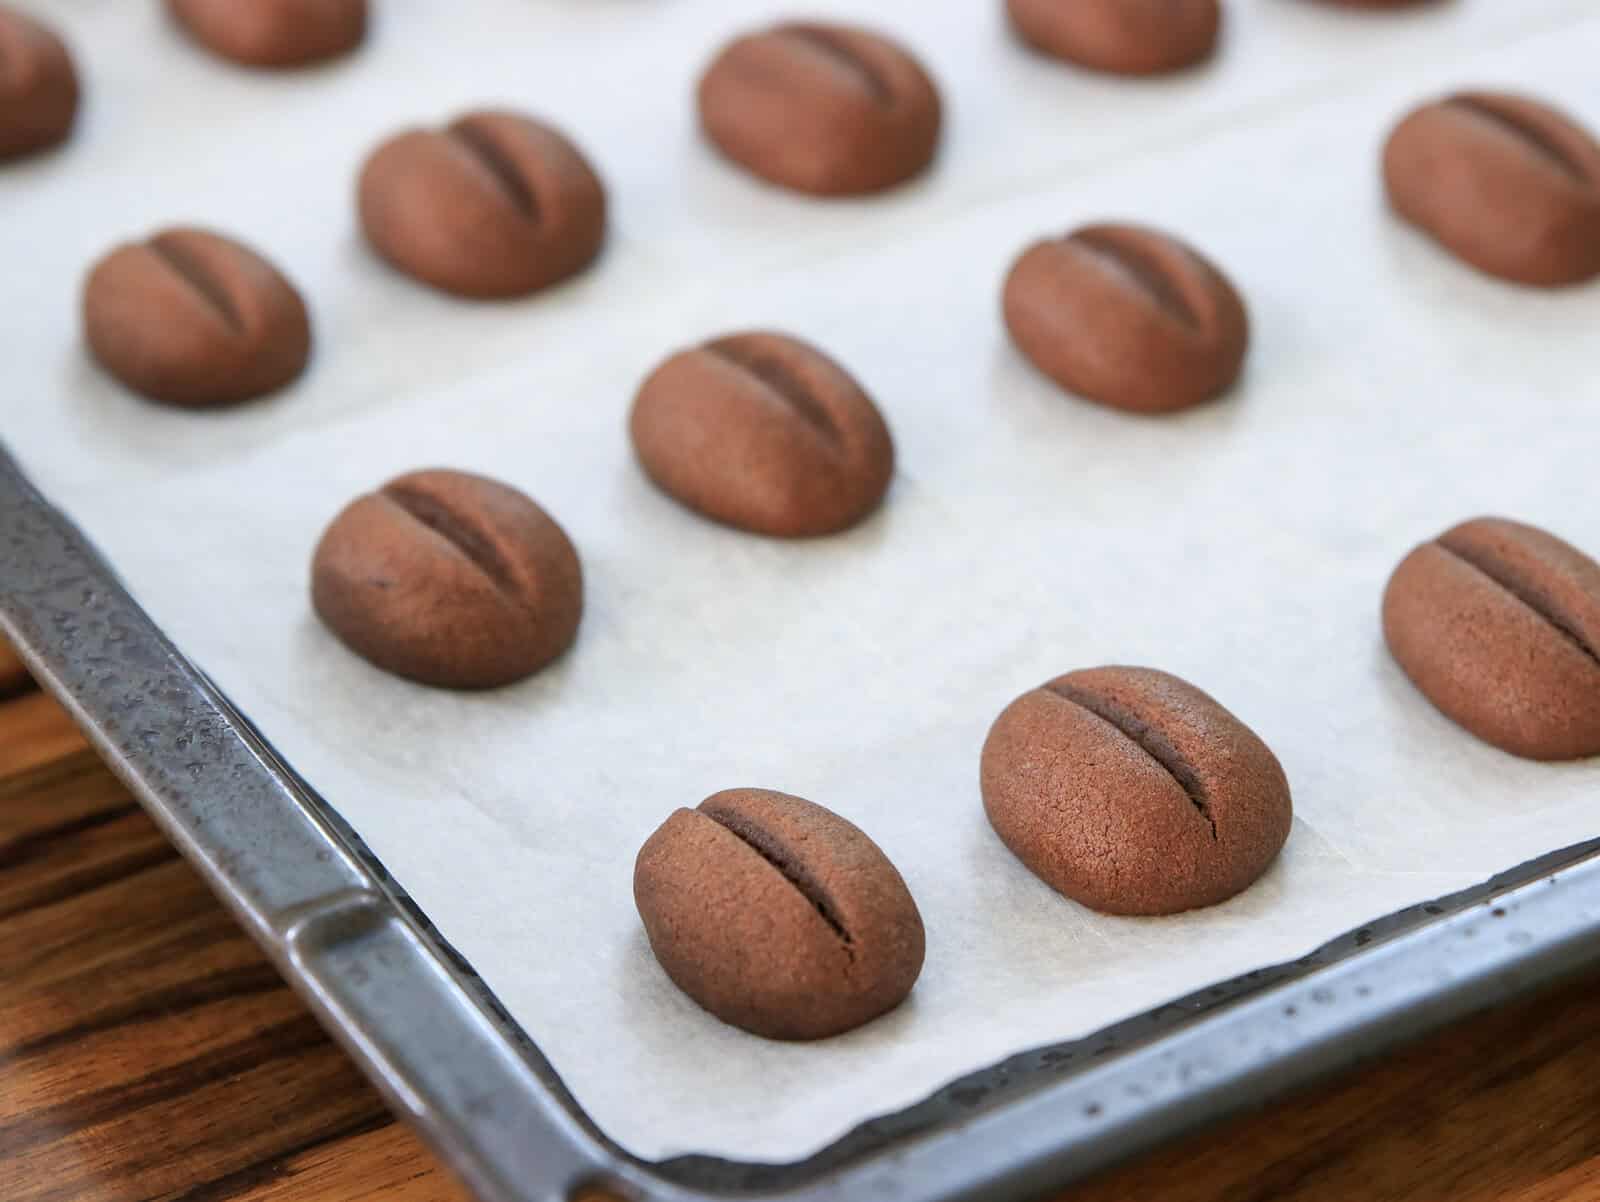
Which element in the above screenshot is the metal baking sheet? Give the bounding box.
[6,463,1600,1202]
[5,0,1600,1197]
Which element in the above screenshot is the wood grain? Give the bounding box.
[1,653,1598,1202]
[0,639,30,699]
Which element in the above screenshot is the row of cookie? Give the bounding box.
[306,468,1599,1040]
[63,60,1600,412]
[1,1,1449,162]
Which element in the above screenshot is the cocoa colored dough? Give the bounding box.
[629,331,894,537]
[697,22,941,196]
[1003,222,1249,413]
[359,109,606,299]
[83,227,311,408]
[634,788,925,1040]
[0,4,78,160]
[167,0,366,68]
[311,469,583,689]
[1383,91,1600,287]
[1383,517,1600,760]
[981,666,1292,915]
[1007,0,1222,77]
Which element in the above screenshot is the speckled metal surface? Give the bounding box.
[4,440,1600,1202]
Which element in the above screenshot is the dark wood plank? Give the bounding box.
[177,1124,466,1202]
[1071,974,1600,1202]
[0,693,414,1202]
[0,690,96,799]
[0,640,31,699]
[0,662,1597,1202]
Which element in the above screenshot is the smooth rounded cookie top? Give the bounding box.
[358,108,606,299]
[1383,517,1600,760]
[83,227,311,407]
[167,0,367,68]
[634,788,925,1040]
[0,5,80,161]
[1383,91,1600,287]
[311,469,583,690]
[697,22,942,196]
[1007,0,1222,77]
[629,330,894,537]
[1003,222,1249,414]
[981,666,1292,916]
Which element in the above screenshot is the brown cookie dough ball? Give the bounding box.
[982,666,1292,915]
[312,469,583,689]
[1383,517,1600,760]
[697,22,941,196]
[635,788,925,1040]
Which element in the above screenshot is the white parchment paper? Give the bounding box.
[6,0,1600,1163]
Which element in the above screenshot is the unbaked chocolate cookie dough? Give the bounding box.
[1383,91,1600,287]
[0,5,79,160]
[630,331,894,537]
[312,469,583,689]
[1003,222,1249,413]
[83,227,311,407]
[698,22,941,196]
[1383,517,1600,760]
[359,109,606,299]
[1007,0,1222,76]
[634,788,925,1040]
[982,666,1292,915]
[167,0,367,68]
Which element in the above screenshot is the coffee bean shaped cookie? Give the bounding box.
[982,666,1292,915]
[1383,517,1600,760]
[634,788,925,1040]
[1384,92,1600,287]
[0,4,79,160]
[359,109,606,299]
[698,22,941,196]
[312,469,583,689]
[1003,223,1249,413]
[83,227,311,407]
[1007,0,1222,77]
[629,331,894,537]
[167,0,366,68]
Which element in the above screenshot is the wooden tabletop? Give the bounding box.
[3,640,1599,1202]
